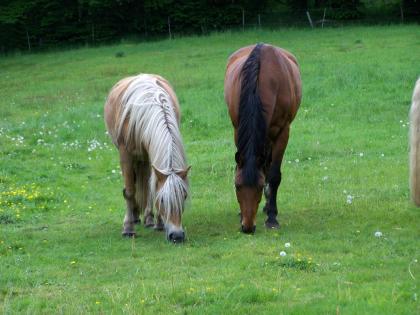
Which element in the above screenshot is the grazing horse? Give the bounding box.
[409,78,420,206]
[224,43,302,233]
[104,74,190,243]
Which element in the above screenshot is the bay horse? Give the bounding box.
[104,74,190,243]
[409,78,420,206]
[224,43,302,233]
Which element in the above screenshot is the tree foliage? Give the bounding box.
[0,0,418,52]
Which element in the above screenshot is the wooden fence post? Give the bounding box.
[306,11,314,28]
[25,29,31,52]
[322,8,326,28]
[242,8,245,31]
[258,14,261,28]
[400,3,404,23]
[168,16,172,39]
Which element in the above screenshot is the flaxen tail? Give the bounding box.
[409,78,420,206]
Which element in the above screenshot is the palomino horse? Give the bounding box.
[104,74,190,243]
[224,43,302,233]
[409,78,420,206]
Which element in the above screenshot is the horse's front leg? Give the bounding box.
[119,146,138,237]
[143,199,155,228]
[264,126,290,229]
[134,160,154,228]
[154,214,164,231]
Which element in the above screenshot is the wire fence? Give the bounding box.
[165,8,413,39]
[1,7,417,53]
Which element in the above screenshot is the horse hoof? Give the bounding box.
[122,232,136,238]
[133,219,141,225]
[265,219,280,229]
[144,216,154,228]
[154,224,164,231]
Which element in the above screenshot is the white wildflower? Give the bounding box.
[87,139,102,152]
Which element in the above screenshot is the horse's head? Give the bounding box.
[153,165,190,243]
[235,153,265,234]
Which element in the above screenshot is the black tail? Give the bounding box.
[237,43,266,186]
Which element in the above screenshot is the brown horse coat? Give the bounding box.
[224,43,302,232]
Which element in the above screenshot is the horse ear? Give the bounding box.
[176,166,191,180]
[152,165,168,182]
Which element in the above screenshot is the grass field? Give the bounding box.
[1,25,419,314]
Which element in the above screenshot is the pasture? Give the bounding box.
[0,25,419,314]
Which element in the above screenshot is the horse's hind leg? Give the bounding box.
[119,146,138,237]
[264,126,289,229]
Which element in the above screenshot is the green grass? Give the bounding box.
[1,25,419,314]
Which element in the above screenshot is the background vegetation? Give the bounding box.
[0,25,419,314]
[0,0,419,52]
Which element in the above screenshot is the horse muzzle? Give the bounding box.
[241,225,256,234]
[167,230,185,243]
